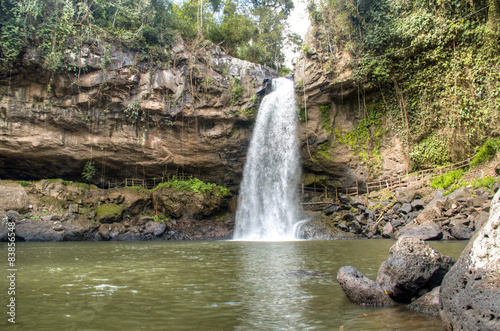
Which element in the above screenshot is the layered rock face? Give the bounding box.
[0,38,276,188]
[294,52,407,188]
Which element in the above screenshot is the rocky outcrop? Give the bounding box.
[440,189,500,331]
[0,37,277,188]
[0,179,233,241]
[303,185,496,240]
[0,183,28,213]
[293,52,407,189]
[376,236,456,303]
[337,266,396,307]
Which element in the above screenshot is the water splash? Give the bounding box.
[234,78,301,241]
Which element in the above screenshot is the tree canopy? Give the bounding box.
[0,0,299,72]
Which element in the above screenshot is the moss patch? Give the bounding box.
[96,203,124,223]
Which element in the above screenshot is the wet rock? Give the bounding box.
[396,220,443,240]
[407,286,441,316]
[15,218,64,241]
[376,236,455,303]
[62,219,99,241]
[337,266,396,307]
[440,189,500,331]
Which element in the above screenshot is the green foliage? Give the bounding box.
[230,78,244,104]
[319,104,332,135]
[410,134,451,169]
[18,181,30,187]
[155,177,229,197]
[124,101,144,123]
[445,176,499,195]
[311,0,500,168]
[470,138,500,167]
[82,160,96,182]
[430,169,465,190]
[316,141,331,159]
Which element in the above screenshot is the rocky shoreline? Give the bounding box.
[0,177,498,242]
[336,189,500,330]
[0,179,234,242]
[300,183,497,242]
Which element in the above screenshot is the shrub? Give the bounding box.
[470,139,500,167]
[431,168,465,190]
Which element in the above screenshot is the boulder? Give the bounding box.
[0,184,28,213]
[337,266,396,307]
[399,203,412,214]
[382,222,394,238]
[407,286,441,316]
[440,189,500,331]
[450,223,472,240]
[15,218,64,241]
[376,236,456,303]
[145,221,167,236]
[446,187,471,203]
[396,220,443,240]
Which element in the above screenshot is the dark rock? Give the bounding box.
[450,223,472,240]
[392,203,402,214]
[406,211,419,223]
[337,266,396,307]
[396,221,443,240]
[407,286,441,316]
[62,219,99,241]
[399,203,412,214]
[376,236,456,303]
[15,219,64,241]
[470,211,490,231]
[391,218,405,228]
[411,199,424,210]
[324,204,340,215]
[440,190,500,331]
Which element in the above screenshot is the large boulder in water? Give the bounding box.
[337,266,396,307]
[439,189,500,331]
[376,236,455,303]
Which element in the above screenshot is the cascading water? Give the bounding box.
[234,77,301,241]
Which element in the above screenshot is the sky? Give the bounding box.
[284,0,311,68]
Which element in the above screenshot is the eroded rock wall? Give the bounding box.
[294,52,407,189]
[0,38,277,188]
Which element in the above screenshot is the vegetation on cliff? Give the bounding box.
[307,0,500,170]
[0,0,300,73]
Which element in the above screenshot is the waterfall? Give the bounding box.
[234,77,301,241]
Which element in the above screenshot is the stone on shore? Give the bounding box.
[337,266,396,307]
[376,236,455,303]
[406,286,441,316]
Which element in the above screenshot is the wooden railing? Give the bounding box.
[365,156,473,194]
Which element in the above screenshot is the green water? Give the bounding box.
[0,240,467,330]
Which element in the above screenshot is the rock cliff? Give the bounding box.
[294,51,407,189]
[0,37,276,188]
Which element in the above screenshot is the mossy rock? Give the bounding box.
[96,203,124,223]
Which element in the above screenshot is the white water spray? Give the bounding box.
[234,78,301,241]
